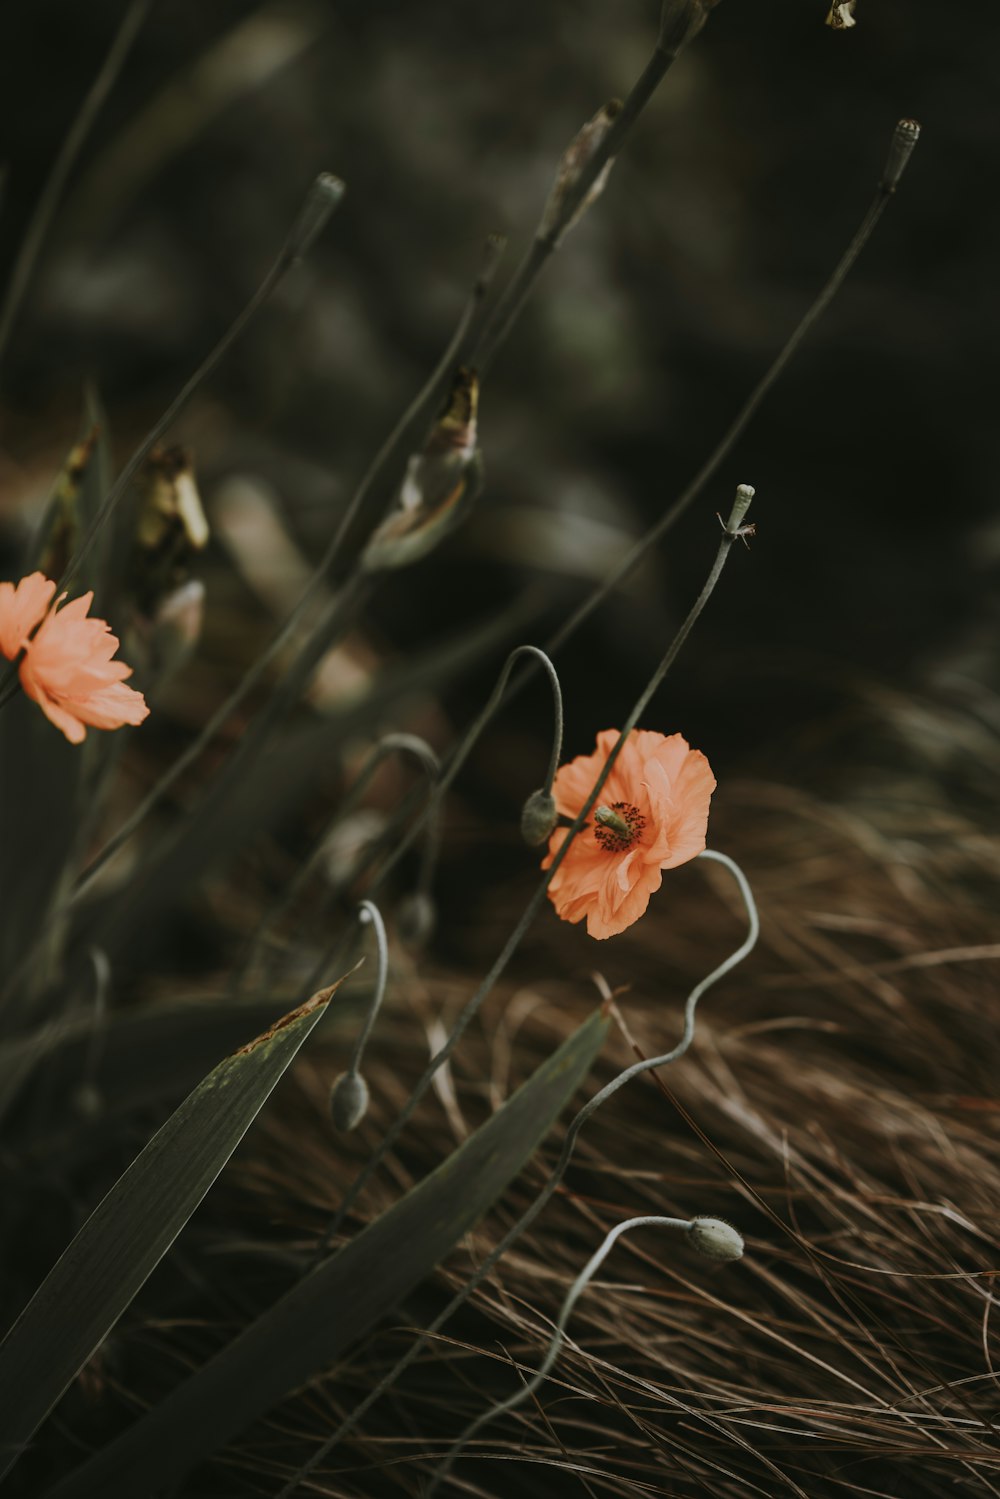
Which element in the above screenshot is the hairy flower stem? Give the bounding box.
[281,849,757,1496]
[316,490,753,1256]
[0,0,152,377]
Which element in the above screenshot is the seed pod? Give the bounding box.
[330,1070,369,1132]
[688,1216,744,1263]
[520,788,558,846]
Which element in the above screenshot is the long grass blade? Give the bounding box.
[43,1005,609,1498]
[0,971,355,1481]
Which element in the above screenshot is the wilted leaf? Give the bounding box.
[0,972,355,1482]
[44,1006,610,1497]
[362,367,482,571]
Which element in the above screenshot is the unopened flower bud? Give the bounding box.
[396,891,436,950]
[520,788,558,846]
[330,1070,369,1132]
[688,1216,744,1263]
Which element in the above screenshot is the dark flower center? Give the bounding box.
[593,800,647,853]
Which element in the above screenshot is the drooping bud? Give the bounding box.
[330,1070,369,1132]
[688,1216,745,1263]
[396,891,436,950]
[362,368,482,572]
[520,788,558,846]
[539,100,622,247]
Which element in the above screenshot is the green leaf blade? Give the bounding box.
[0,976,350,1481]
[45,1006,609,1498]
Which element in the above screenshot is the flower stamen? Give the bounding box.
[593,801,646,853]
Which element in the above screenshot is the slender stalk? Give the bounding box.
[60,174,344,597]
[540,120,921,663]
[50,10,707,881]
[346,900,387,1078]
[0,0,152,375]
[0,172,345,704]
[286,121,919,927]
[67,236,503,898]
[427,1214,694,1495]
[316,488,754,1255]
[68,6,697,871]
[279,848,758,1495]
[473,14,708,374]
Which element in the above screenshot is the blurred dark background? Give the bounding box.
[0,0,997,840]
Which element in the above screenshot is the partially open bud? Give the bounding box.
[362,368,482,572]
[539,100,622,247]
[396,891,436,950]
[136,445,209,554]
[330,1070,369,1132]
[688,1216,744,1263]
[520,788,558,846]
[825,1,857,28]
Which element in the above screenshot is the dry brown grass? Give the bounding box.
[155,690,999,1499]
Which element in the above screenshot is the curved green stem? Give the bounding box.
[278,848,757,1496]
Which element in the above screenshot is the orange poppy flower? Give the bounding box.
[542,728,716,939]
[0,571,149,745]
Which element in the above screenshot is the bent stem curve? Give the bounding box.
[277,848,758,1496]
[427,1213,693,1496]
